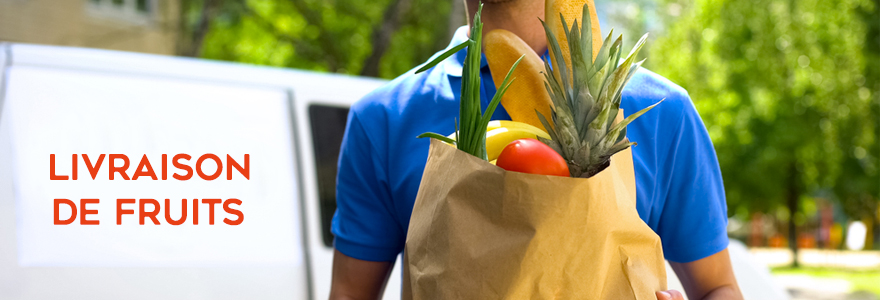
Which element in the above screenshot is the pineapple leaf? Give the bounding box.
[542,79,556,105]
[615,126,628,145]
[607,34,649,105]
[587,101,602,121]
[619,59,646,99]
[599,36,624,98]
[612,59,646,108]
[537,5,661,177]
[581,4,593,62]
[624,59,646,85]
[567,19,581,99]
[591,30,616,80]
[542,18,571,99]
[543,71,568,115]
[537,109,560,142]
[607,99,664,140]
[605,105,619,130]
[576,143,591,168]
[575,88,594,138]
[603,141,637,160]
[625,33,650,62]
[561,14,572,44]
[538,137,564,157]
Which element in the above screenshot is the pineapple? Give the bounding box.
[537,4,662,178]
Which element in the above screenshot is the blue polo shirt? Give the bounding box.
[332,26,728,264]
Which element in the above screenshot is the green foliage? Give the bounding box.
[651,0,878,218]
[835,0,880,220]
[191,0,457,78]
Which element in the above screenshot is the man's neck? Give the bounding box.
[466,0,548,55]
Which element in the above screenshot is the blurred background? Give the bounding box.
[1,0,878,298]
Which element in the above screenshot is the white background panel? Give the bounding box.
[6,66,302,267]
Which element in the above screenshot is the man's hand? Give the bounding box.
[668,248,744,300]
[329,249,394,300]
[656,290,686,300]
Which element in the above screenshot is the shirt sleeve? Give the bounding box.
[331,107,404,262]
[658,95,730,263]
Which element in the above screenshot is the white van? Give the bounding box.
[0,43,788,300]
[0,42,404,300]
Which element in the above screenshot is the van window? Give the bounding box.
[308,104,350,247]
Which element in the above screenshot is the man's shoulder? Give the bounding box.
[622,68,694,123]
[350,65,453,121]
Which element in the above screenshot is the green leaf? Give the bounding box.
[415,41,469,74]
[537,109,561,143]
[480,55,525,131]
[417,132,457,145]
[581,3,593,63]
[602,141,636,160]
[607,99,664,138]
[615,126,628,145]
[592,30,616,77]
[542,18,570,98]
[417,4,492,160]
[607,34,648,107]
[459,4,484,155]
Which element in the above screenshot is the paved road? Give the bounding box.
[776,275,878,300]
[788,289,878,300]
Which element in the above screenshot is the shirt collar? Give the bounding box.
[443,26,489,77]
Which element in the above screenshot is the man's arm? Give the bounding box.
[657,248,743,300]
[329,249,395,300]
[330,105,402,299]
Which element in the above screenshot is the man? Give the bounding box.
[329,0,743,299]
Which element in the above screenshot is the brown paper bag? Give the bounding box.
[403,135,666,299]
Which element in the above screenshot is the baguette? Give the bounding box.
[485,29,554,130]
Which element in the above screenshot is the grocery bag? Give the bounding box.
[403,125,667,299]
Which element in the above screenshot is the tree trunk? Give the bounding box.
[787,162,800,267]
[175,0,192,56]
[865,214,875,250]
[447,0,466,41]
[179,0,219,57]
[360,0,412,77]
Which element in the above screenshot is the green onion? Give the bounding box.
[416,4,524,160]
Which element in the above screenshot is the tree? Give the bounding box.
[650,0,874,263]
[836,0,880,249]
[177,0,462,79]
[177,0,220,57]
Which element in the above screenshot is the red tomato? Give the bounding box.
[495,138,570,177]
